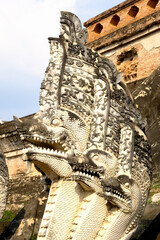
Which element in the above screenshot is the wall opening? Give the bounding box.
[93,23,103,34]
[117,48,138,82]
[128,6,139,17]
[110,15,120,26]
[147,0,159,8]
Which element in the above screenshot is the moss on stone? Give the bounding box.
[1,210,16,222]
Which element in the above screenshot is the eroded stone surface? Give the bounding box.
[151,193,160,203]
[0,146,9,219]
[132,66,160,172]
[0,191,48,240]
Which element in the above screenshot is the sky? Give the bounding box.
[0,0,124,121]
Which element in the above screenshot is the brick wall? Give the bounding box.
[85,0,160,43]
[103,30,160,83]
[85,0,160,84]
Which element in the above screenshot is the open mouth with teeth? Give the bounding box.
[20,132,76,178]
[13,115,75,160]
[103,186,132,212]
[22,133,73,159]
[71,164,104,192]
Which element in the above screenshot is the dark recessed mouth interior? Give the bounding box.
[104,187,131,203]
[72,164,101,178]
[25,137,69,153]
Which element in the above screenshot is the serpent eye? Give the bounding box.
[124,182,130,188]
[51,117,62,127]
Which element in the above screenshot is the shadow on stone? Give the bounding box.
[138,212,160,240]
[0,191,48,240]
[131,210,160,240]
[0,208,25,240]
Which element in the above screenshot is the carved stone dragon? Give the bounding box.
[14,12,152,240]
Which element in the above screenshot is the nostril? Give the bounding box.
[60,134,66,141]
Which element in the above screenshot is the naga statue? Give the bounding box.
[0,146,9,219]
[14,12,152,240]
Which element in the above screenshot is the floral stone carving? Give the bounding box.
[14,11,152,240]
